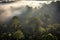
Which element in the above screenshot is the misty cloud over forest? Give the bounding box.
[0,1,51,23]
[0,1,60,24]
[0,1,60,40]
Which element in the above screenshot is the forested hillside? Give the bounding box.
[0,1,60,40]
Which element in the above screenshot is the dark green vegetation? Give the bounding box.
[0,16,59,40]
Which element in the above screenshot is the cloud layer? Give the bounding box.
[0,1,60,24]
[0,1,52,23]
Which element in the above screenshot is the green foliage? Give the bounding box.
[13,30,24,39]
[11,16,21,31]
[12,16,20,25]
[8,33,12,37]
[38,27,46,34]
[48,24,60,32]
[0,15,60,40]
[41,33,58,40]
[1,33,7,38]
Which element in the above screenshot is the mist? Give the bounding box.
[0,1,59,24]
[0,1,52,23]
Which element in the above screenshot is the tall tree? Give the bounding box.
[11,16,21,31]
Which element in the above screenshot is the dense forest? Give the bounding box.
[0,1,60,40]
[0,16,59,40]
